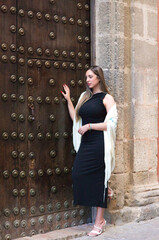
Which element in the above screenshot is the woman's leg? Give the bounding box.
[87,207,106,236]
[95,207,105,226]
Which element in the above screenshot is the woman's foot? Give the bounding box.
[87,219,106,237]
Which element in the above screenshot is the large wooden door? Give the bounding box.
[0,1,91,239]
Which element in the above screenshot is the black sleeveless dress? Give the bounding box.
[72,92,108,208]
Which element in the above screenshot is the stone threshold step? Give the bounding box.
[14,224,94,240]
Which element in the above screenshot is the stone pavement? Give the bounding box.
[15,217,159,240]
[77,217,159,240]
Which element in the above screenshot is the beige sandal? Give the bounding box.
[87,219,106,237]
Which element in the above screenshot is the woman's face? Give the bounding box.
[85,70,100,89]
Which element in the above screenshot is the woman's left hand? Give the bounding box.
[78,124,89,135]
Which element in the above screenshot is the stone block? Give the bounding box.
[105,206,139,224]
[116,104,124,140]
[96,36,128,70]
[134,106,157,138]
[123,139,134,172]
[148,170,158,184]
[114,38,130,70]
[133,0,157,8]
[114,37,125,69]
[149,140,158,170]
[116,2,125,34]
[124,70,131,105]
[144,69,158,106]
[123,5,131,38]
[124,106,133,139]
[109,173,125,209]
[124,38,131,68]
[113,69,125,104]
[156,204,159,216]
[132,171,149,185]
[97,1,113,35]
[114,140,124,173]
[96,1,127,36]
[133,70,145,104]
[134,106,158,139]
[104,69,114,94]
[133,7,144,36]
[147,11,157,40]
[133,140,149,172]
[107,203,159,225]
[96,36,113,69]
[96,38,131,71]
[103,69,125,105]
[138,204,157,221]
[133,39,157,69]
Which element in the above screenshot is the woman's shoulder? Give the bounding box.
[78,91,86,100]
[103,93,115,106]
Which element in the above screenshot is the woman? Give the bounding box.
[61,65,118,236]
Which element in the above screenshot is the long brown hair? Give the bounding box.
[75,65,110,120]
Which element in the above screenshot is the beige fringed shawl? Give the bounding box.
[73,92,118,199]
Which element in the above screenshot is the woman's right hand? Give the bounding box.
[61,84,71,101]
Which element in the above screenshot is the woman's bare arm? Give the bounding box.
[103,93,116,113]
[67,98,75,121]
[61,84,75,121]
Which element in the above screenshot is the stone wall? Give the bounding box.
[131,0,158,186]
[92,0,159,223]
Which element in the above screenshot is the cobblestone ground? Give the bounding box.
[15,217,159,240]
